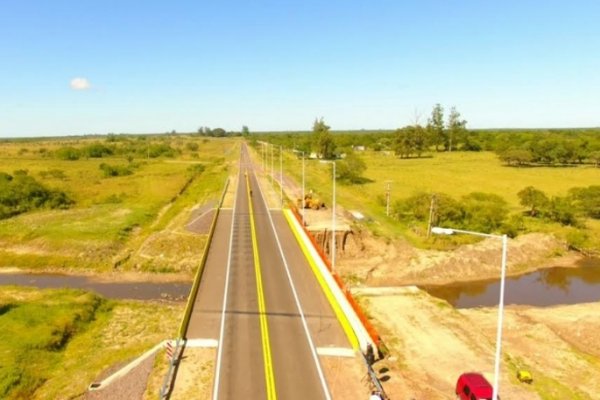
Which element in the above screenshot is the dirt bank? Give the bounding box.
[364,288,600,399]
[338,225,585,287]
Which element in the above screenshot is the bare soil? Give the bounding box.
[366,289,600,399]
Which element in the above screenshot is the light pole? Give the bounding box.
[270,144,274,184]
[431,226,507,400]
[320,160,336,272]
[279,146,283,207]
[301,151,305,226]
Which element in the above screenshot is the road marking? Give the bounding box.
[252,171,332,399]
[247,172,277,400]
[212,167,240,400]
[316,347,356,357]
[185,338,218,348]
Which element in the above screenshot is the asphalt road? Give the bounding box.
[185,144,349,399]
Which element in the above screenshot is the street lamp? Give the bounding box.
[320,160,336,272]
[300,151,305,226]
[279,146,283,207]
[431,226,507,400]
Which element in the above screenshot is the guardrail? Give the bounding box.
[159,178,230,399]
[158,339,184,399]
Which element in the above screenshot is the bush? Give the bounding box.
[99,163,133,178]
[395,191,508,234]
[148,144,177,158]
[566,230,589,250]
[83,143,113,158]
[185,142,199,151]
[545,197,578,226]
[55,147,81,161]
[0,171,73,219]
[337,152,367,184]
[460,192,509,232]
[39,169,67,180]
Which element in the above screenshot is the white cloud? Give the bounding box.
[70,77,91,90]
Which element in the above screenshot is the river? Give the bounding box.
[422,258,600,308]
[0,272,192,302]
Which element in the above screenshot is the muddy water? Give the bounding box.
[0,273,191,302]
[422,258,600,308]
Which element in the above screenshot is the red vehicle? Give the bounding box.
[455,373,497,400]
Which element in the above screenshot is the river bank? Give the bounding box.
[363,288,600,399]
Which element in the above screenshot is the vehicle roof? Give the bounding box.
[459,373,493,395]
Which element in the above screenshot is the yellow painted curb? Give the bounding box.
[283,210,359,350]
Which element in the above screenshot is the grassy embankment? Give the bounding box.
[0,286,183,399]
[0,136,239,272]
[278,149,600,251]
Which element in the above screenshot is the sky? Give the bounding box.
[1,1,599,137]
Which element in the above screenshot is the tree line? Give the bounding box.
[392,184,600,242]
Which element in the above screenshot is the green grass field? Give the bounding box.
[0,136,238,271]
[277,149,600,249]
[0,286,182,399]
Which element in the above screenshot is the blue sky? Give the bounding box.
[1,1,599,137]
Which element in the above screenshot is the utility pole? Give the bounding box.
[270,144,274,184]
[385,181,392,217]
[427,194,436,238]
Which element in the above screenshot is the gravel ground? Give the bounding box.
[84,354,156,400]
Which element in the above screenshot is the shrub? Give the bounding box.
[99,163,133,178]
[185,142,199,151]
[83,143,113,158]
[0,171,73,219]
[39,169,67,180]
[55,147,81,161]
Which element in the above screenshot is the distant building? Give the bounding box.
[353,145,366,151]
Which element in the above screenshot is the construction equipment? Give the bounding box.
[297,192,325,210]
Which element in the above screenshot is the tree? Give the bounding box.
[498,148,533,166]
[569,186,600,219]
[394,125,428,158]
[312,117,336,159]
[241,125,250,136]
[546,196,578,226]
[337,152,367,183]
[517,186,549,216]
[447,106,467,152]
[589,150,600,167]
[460,192,509,232]
[427,104,446,151]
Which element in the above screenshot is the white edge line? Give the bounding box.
[316,347,356,358]
[252,169,332,400]
[212,156,241,400]
[186,338,219,348]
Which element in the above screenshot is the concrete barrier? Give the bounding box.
[283,209,375,353]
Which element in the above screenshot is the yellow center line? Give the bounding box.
[246,171,277,400]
